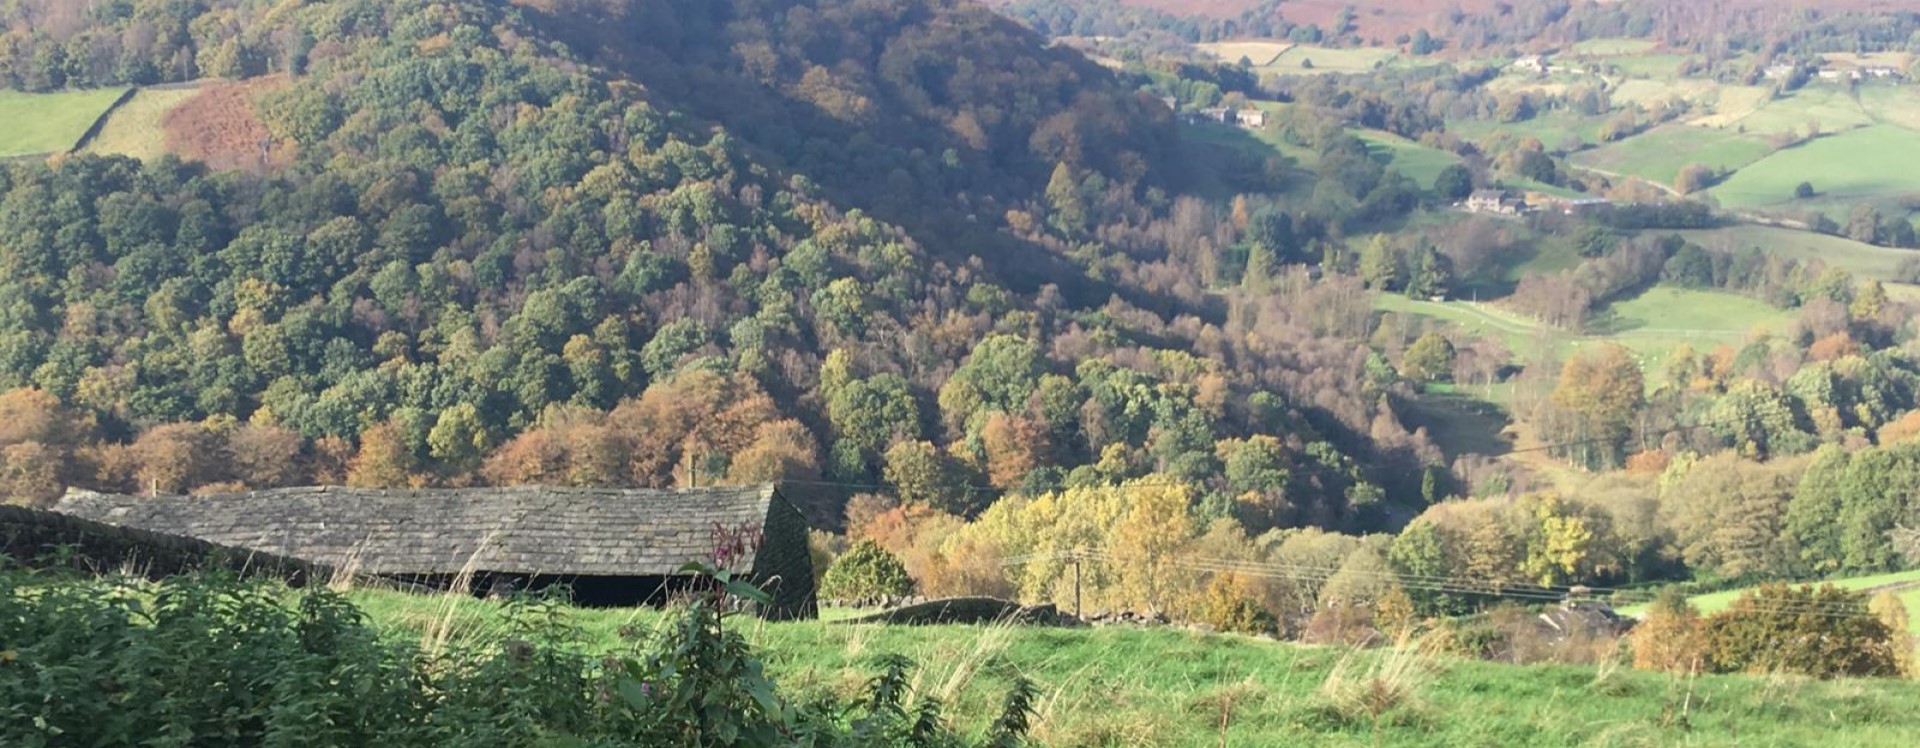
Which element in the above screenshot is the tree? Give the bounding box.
[1630,588,1706,673]
[1870,592,1917,678]
[818,540,915,603]
[348,421,418,489]
[726,420,820,484]
[1794,181,1816,199]
[428,403,491,472]
[1405,243,1451,299]
[1674,163,1717,194]
[1434,164,1474,202]
[883,440,969,513]
[1547,344,1645,469]
[1702,584,1898,678]
[1044,161,1087,235]
[1109,481,1197,616]
[1401,332,1455,383]
[1358,235,1401,290]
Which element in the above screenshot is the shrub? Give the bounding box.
[819,540,916,603]
[1198,573,1277,635]
[1630,588,1707,673]
[1701,583,1899,678]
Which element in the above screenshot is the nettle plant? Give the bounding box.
[0,553,1037,747]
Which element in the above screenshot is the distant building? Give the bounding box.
[1235,108,1268,129]
[1557,197,1612,216]
[1158,95,1179,112]
[1512,55,1549,75]
[1861,66,1901,79]
[1466,188,1525,216]
[1762,64,1797,80]
[1194,107,1230,124]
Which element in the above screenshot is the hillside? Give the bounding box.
[0,0,1442,537]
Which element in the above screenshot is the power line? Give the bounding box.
[997,549,1893,621]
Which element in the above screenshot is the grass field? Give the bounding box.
[1266,45,1397,74]
[1617,570,1920,637]
[1377,286,1793,390]
[1447,110,1609,152]
[1569,124,1775,188]
[1857,84,1920,131]
[1196,40,1292,66]
[1569,38,1660,57]
[0,88,129,157]
[1674,225,1919,284]
[1710,125,1920,209]
[80,86,200,161]
[1183,105,1462,191]
[348,587,1920,746]
[1724,85,1876,137]
[1355,130,1460,187]
[1603,53,1691,81]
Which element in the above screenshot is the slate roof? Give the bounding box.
[53,485,785,577]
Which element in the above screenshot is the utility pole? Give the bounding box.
[1070,549,1082,620]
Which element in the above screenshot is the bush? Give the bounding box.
[1701,583,1899,678]
[1630,588,1707,673]
[819,540,916,603]
[1198,573,1278,635]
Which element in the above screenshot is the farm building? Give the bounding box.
[53,484,817,619]
[1465,189,1525,216]
[1235,108,1268,129]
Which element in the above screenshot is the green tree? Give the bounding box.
[1358,235,1401,290]
[819,540,916,603]
[428,403,491,471]
[1401,332,1455,383]
[1433,164,1474,201]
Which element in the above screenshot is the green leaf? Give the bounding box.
[723,579,773,606]
[616,677,651,709]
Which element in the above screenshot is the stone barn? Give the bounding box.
[54,484,816,619]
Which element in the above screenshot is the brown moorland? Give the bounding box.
[162,74,296,172]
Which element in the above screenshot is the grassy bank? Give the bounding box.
[349,587,1920,747]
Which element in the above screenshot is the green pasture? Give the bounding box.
[81,86,199,160]
[1447,110,1609,151]
[347,586,1920,747]
[1602,53,1691,81]
[1710,125,1920,209]
[0,88,129,158]
[1673,224,1920,286]
[1355,130,1461,188]
[1376,287,1792,389]
[1266,45,1398,74]
[1569,124,1775,187]
[1569,39,1660,57]
[1856,84,1920,131]
[1725,85,1875,136]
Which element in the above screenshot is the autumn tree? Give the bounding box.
[1631,588,1707,673]
[725,420,821,485]
[1702,584,1898,678]
[348,421,419,489]
[1546,344,1645,469]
